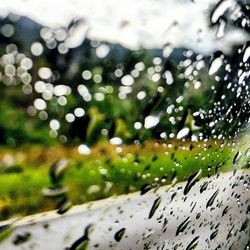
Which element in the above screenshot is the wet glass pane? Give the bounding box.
[0,0,249,249]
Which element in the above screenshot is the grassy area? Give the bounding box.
[0,139,249,221]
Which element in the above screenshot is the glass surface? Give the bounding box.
[0,0,249,249]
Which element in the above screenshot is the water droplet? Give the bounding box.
[50,159,69,186]
[200,181,209,193]
[69,224,93,250]
[170,191,177,203]
[184,170,202,195]
[215,163,222,173]
[209,56,223,75]
[233,150,241,164]
[240,218,249,232]
[152,154,158,162]
[42,186,68,197]
[114,228,126,242]
[177,127,190,140]
[227,226,234,240]
[13,232,31,246]
[144,115,160,129]
[206,189,219,208]
[222,206,229,216]
[57,197,72,214]
[210,229,219,240]
[216,18,226,38]
[211,0,232,24]
[148,196,161,219]
[0,165,23,174]
[140,184,152,195]
[245,147,250,157]
[176,217,190,236]
[0,223,13,243]
[186,236,199,250]
[243,45,250,63]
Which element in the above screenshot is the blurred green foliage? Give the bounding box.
[0,16,216,146]
[1,139,248,220]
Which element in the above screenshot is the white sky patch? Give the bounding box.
[0,0,248,54]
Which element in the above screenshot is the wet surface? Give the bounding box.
[0,170,249,249]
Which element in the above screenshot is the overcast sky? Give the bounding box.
[0,0,248,54]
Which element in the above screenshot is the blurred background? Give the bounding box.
[0,0,249,147]
[0,0,249,221]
